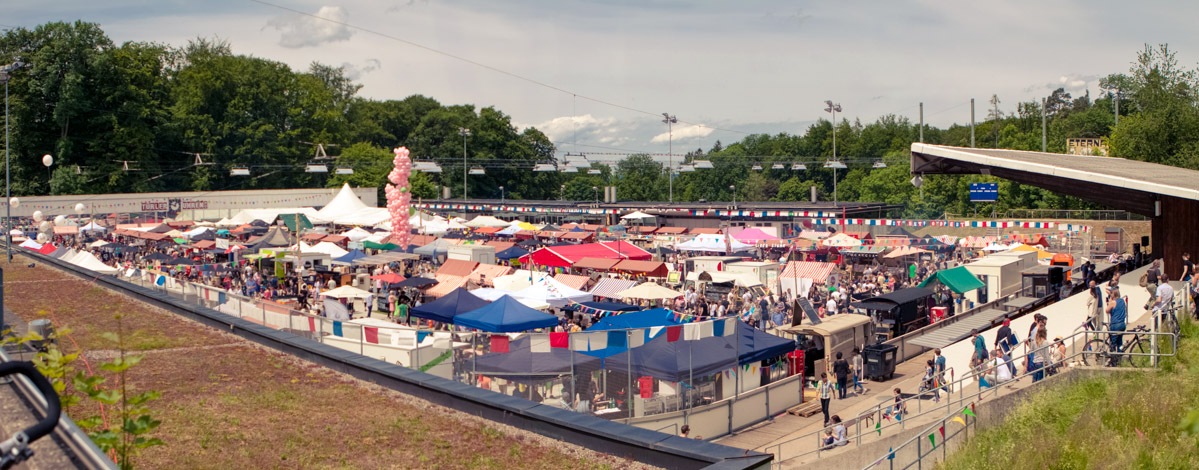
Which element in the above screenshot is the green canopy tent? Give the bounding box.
[277,213,314,233]
[917,266,985,294]
[363,240,398,251]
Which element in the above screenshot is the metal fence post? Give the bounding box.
[261,303,267,327]
[359,325,364,355]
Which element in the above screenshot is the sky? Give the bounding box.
[7,0,1199,165]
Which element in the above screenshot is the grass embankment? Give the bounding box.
[5,263,631,469]
[940,318,1199,469]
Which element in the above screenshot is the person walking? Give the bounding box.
[818,372,835,426]
[933,348,949,393]
[1106,286,1128,361]
[852,346,866,395]
[1031,328,1049,382]
[832,352,850,400]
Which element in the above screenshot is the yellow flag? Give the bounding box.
[952,416,966,427]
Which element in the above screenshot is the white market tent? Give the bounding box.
[320,285,372,299]
[79,222,108,233]
[492,270,551,291]
[466,288,552,310]
[68,252,119,274]
[464,215,509,228]
[316,183,370,223]
[616,282,683,300]
[227,208,322,226]
[88,240,109,248]
[183,226,214,239]
[215,218,237,227]
[620,211,655,220]
[332,207,390,227]
[305,241,349,258]
[675,233,752,253]
[512,276,592,308]
[341,227,373,242]
[821,233,863,248]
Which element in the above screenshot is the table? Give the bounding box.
[594,407,622,417]
[1003,296,1039,311]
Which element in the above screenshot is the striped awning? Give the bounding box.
[780,261,836,281]
[588,278,640,300]
[554,273,592,290]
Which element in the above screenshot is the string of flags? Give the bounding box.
[869,403,977,468]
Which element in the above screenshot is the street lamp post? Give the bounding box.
[2,61,25,263]
[662,113,677,203]
[824,100,843,205]
[499,185,505,203]
[459,127,470,213]
[592,186,599,205]
[729,184,736,209]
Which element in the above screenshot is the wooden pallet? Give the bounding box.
[788,400,821,417]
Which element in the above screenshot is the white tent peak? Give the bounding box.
[317,183,369,221]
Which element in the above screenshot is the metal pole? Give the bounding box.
[4,77,9,263]
[970,98,976,148]
[919,102,924,143]
[1042,97,1048,152]
[669,120,673,203]
[1114,91,1120,127]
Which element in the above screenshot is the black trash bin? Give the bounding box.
[863,343,898,381]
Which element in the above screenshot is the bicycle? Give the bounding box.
[1074,315,1107,366]
[1083,325,1151,367]
[1153,303,1181,338]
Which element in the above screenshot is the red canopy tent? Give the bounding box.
[519,240,652,268]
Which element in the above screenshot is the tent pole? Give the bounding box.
[627,328,633,418]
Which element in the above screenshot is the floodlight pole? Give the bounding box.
[662,113,677,203]
[825,101,842,205]
[459,127,470,210]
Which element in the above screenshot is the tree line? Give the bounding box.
[2,22,1194,218]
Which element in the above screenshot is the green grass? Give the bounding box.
[940,317,1199,470]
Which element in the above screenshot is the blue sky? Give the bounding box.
[8,1,1199,163]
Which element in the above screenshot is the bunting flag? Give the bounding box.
[928,433,936,449]
[938,425,946,440]
[416,331,429,343]
[332,321,343,337]
[887,447,895,460]
[683,323,702,341]
[962,406,977,418]
[712,318,727,337]
[530,335,551,353]
[308,317,316,333]
[666,325,682,342]
[875,420,882,436]
[588,332,608,351]
[607,330,627,348]
[364,326,379,344]
[951,416,966,427]
[549,332,569,349]
[490,334,510,353]
[571,332,590,351]
[628,330,646,348]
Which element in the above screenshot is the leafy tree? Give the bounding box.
[614,154,666,201]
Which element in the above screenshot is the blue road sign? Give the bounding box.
[969,183,998,202]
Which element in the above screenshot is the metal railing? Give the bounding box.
[764,325,1178,468]
[858,327,1179,470]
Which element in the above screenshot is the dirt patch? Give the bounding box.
[6,262,652,470]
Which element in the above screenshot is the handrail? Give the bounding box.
[766,325,1178,467]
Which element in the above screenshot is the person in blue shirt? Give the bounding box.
[971,329,988,363]
[1106,286,1128,355]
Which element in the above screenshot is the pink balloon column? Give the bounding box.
[385,147,413,250]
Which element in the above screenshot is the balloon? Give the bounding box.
[38,221,50,232]
[54,215,66,225]
[32,211,44,222]
[75,203,85,213]
[9,198,18,208]
[42,154,53,167]
[36,232,47,243]
[399,187,408,193]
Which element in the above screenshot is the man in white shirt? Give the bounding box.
[826,297,838,315]
[1155,281,1175,311]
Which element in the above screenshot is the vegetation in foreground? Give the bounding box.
[939,318,1199,469]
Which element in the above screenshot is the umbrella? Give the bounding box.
[143,252,173,262]
[620,211,655,220]
[394,277,439,289]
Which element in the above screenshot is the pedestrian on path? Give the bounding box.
[818,372,834,426]
[852,346,866,395]
[833,352,850,400]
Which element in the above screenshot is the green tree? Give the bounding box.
[614,154,666,201]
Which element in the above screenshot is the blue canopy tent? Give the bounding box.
[582,308,686,358]
[597,321,795,382]
[333,249,366,265]
[495,246,529,260]
[472,336,602,383]
[409,288,490,324]
[456,295,560,333]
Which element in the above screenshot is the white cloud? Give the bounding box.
[651,124,715,144]
[265,6,353,48]
[520,114,644,149]
[341,59,381,81]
